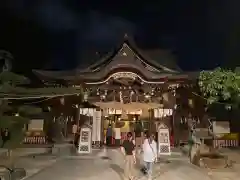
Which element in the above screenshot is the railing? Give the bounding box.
[23,136,47,144]
[213,139,238,148]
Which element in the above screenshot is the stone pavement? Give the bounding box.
[146,160,212,180]
[15,155,58,179]
[206,148,240,180]
[96,148,240,180]
[1,147,240,180]
[0,148,58,179]
[24,157,120,180]
[219,148,240,164]
[22,148,212,180]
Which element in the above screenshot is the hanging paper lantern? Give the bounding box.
[162,92,169,102]
[115,121,125,128]
[225,104,232,110]
[60,97,65,105]
[174,104,178,109]
[47,106,51,111]
[83,92,88,101]
[188,99,194,108]
[180,117,183,124]
[172,89,176,96]
[197,118,200,124]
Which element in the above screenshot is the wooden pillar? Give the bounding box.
[149,109,152,133]
[93,109,102,148]
[172,110,177,146]
[149,109,155,134]
[77,106,80,132]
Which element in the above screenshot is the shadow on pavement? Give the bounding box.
[110,164,124,180]
[101,156,112,160]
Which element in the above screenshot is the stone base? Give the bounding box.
[92,141,101,148]
[114,139,121,146]
[11,168,27,180]
[0,149,8,158]
[200,153,228,169]
[52,143,72,156]
[200,157,227,169]
[18,147,52,157]
[190,145,201,166]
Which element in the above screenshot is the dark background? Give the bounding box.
[0,0,240,73]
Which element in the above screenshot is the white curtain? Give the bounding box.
[79,108,95,116]
[95,110,102,141]
[92,109,97,141]
[154,108,173,118]
[86,109,102,142]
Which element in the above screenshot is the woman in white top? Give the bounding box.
[142,134,157,180]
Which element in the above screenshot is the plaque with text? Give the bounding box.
[158,123,171,155]
[78,127,92,154]
[81,131,89,142]
[159,132,169,143]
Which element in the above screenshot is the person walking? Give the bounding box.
[121,132,136,180]
[106,124,113,146]
[142,133,157,180]
[1,128,10,148]
[72,123,77,144]
[188,130,196,162]
[114,127,121,146]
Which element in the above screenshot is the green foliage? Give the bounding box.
[0,71,30,86]
[0,86,82,99]
[0,72,37,149]
[0,116,29,128]
[0,70,83,149]
[199,67,240,107]
[0,71,82,98]
[18,105,42,116]
[0,116,28,149]
[0,55,83,150]
[134,121,143,132]
[0,100,12,113]
[2,128,25,149]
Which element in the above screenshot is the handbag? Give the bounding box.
[140,166,148,175]
[148,139,157,162]
[140,139,156,175]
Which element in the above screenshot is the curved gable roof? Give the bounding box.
[33,34,190,82]
[81,34,181,73]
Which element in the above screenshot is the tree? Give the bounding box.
[0,71,82,152]
[0,51,82,154]
[0,71,82,99]
[0,50,13,72]
[0,73,42,153]
[198,67,240,108]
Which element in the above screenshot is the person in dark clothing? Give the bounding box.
[1,128,10,148]
[120,132,136,180]
[188,130,195,159]
[106,124,112,146]
[135,121,143,153]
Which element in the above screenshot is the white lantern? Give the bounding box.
[60,97,65,105]
[83,93,88,101]
[188,99,194,108]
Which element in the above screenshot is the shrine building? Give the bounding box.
[33,34,206,148]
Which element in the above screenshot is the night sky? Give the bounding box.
[0,0,240,73]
